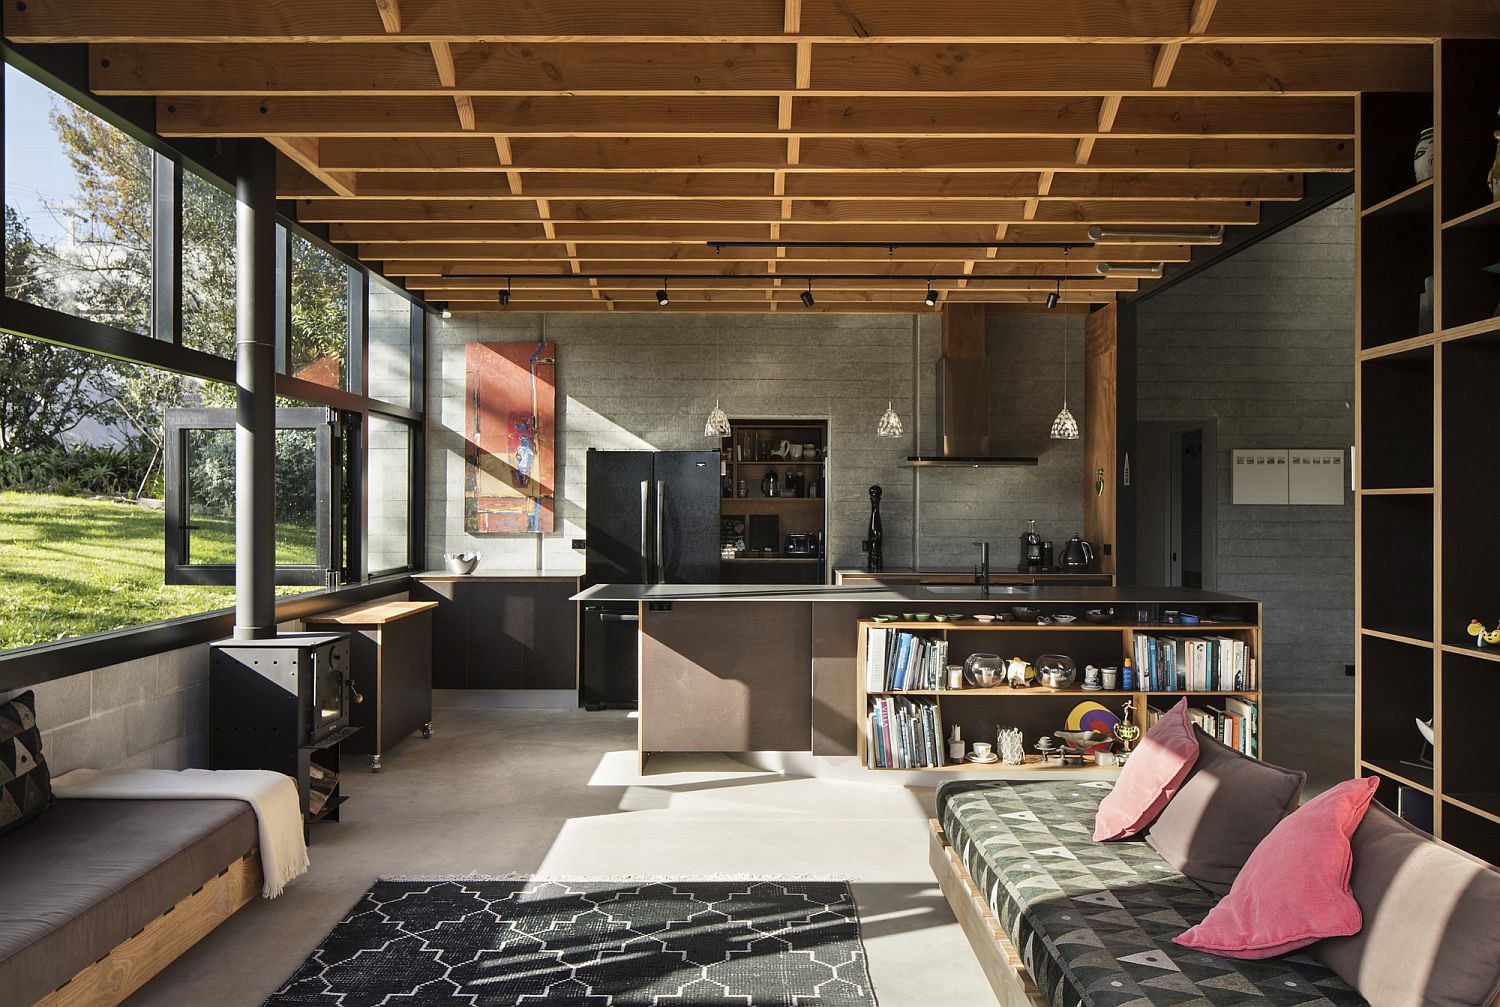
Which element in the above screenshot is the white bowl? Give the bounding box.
[444,552,480,575]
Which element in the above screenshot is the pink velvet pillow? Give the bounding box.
[1093,698,1199,841]
[1175,775,1380,959]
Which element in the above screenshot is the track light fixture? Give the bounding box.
[656,279,670,306]
[800,279,815,308]
[438,302,452,319]
[1045,281,1060,310]
[1087,225,1225,244]
[923,281,938,308]
[497,277,512,308]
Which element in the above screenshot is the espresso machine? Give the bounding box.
[1019,520,1045,573]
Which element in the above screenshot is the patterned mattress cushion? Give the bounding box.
[937,779,1369,1007]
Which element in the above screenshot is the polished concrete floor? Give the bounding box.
[124,692,1353,1007]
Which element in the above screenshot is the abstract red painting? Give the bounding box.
[464,341,556,534]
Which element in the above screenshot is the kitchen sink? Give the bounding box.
[921,585,1026,596]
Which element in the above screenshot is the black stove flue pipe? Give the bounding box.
[234,140,277,640]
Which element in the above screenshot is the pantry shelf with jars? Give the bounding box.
[718,419,829,585]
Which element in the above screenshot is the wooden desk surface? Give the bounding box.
[304,600,438,626]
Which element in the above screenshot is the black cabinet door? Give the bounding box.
[585,450,654,585]
[654,451,722,583]
[412,580,470,688]
[463,581,579,691]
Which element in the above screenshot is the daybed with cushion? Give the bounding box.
[0,690,266,1007]
[932,776,1500,1007]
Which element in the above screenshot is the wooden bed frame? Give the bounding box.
[928,821,1046,1007]
[33,851,263,1007]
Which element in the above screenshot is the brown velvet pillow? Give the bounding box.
[1144,726,1305,896]
[1313,801,1500,1007]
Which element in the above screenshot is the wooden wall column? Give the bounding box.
[1083,303,1120,576]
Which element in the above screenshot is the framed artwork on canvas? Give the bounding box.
[464,341,556,534]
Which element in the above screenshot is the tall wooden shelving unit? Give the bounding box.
[1356,40,1500,866]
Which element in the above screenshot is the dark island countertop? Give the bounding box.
[572,583,1253,605]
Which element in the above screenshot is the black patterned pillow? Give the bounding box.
[0,691,52,837]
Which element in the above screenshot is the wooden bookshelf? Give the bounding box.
[719,418,828,585]
[854,605,1263,775]
[1356,40,1500,866]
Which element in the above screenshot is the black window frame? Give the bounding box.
[163,406,342,587]
[0,46,434,679]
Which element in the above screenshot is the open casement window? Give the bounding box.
[163,407,344,586]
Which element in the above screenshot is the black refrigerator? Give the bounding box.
[581,449,721,708]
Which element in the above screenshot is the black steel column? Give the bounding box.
[235,140,277,639]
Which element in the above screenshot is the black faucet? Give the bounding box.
[973,541,990,597]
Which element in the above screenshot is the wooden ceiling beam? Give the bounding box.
[88,42,1432,98]
[154,94,1351,139]
[282,168,1302,201]
[267,137,357,196]
[373,0,401,34]
[304,135,1348,172]
[295,196,1258,225]
[13,0,1498,43]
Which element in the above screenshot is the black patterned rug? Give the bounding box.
[263,878,879,1006]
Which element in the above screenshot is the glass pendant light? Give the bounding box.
[704,330,731,437]
[878,317,913,437]
[1050,296,1080,440]
[704,400,731,437]
[877,402,904,438]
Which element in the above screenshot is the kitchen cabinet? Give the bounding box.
[304,601,436,771]
[410,575,579,692]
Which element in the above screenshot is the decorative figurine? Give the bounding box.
[1489,114,1500,201]
[1415,125,1435,183]
[1004,656,1036,689]
[866,484,883,572]
[1467,619,1500,648]
[997,727,1026,765]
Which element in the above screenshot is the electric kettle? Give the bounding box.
[1060,535,1094,572]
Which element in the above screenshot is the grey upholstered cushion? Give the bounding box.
[1313,801,1500,1007]
[0,690,51,837]
[1145,725,1305,896]
[0,797,257,1006]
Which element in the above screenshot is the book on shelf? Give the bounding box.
[1131,633,1254,692]
[865,695,946,769]
[1146,700,1257,757]
[864,627,950,692]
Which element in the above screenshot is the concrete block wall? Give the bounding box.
[1,594,408,776]
[1135,196,1356,694]
[425,310,1086,573]
[1,643,210,776]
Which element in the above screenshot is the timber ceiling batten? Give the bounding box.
[12,1,1480,312]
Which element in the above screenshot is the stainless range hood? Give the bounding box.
[906,355,1039,467]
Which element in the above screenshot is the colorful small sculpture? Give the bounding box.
[1467,619,1500,648]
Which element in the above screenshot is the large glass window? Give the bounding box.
[181,169,236,356]
[368,273,414,408]
[366,414,412,574]
[289,232,351,389]
[3,64,152,334]
[0,334,240,650]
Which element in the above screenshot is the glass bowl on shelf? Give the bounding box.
[1036,654,1077,689]
[963,653,1005,689]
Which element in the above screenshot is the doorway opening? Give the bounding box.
[1136,420,1217,589]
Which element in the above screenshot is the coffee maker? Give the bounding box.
[1019,519,1044,573]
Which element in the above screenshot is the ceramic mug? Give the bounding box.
[1101,666,1119,690]
[788,445,804,460]
[971,742,993,760]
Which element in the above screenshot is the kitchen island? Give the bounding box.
[572,583,1262,775]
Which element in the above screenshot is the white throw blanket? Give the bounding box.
[53,768,310,898]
